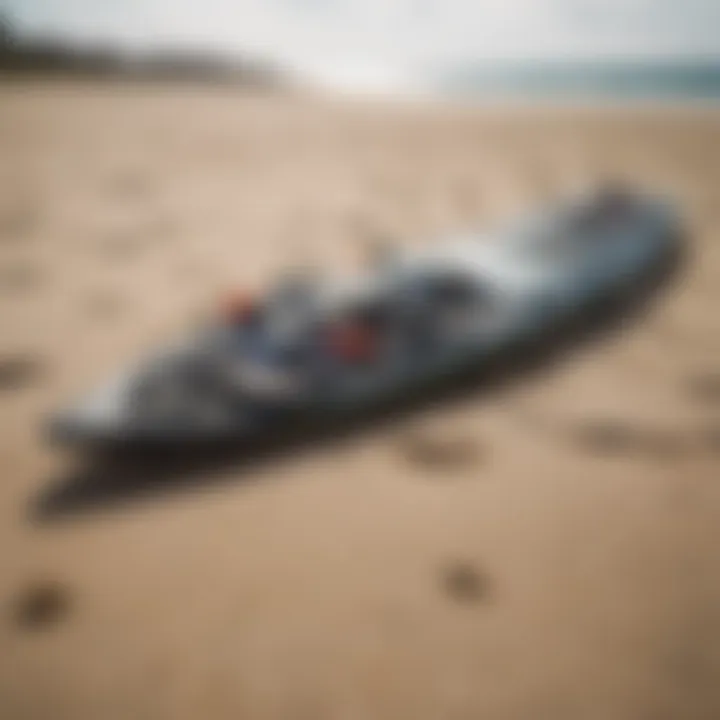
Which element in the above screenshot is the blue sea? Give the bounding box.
[441,61,720,102]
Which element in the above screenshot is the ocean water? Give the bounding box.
[441,62,720,102]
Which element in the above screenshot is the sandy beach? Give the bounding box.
[1,82,719,719]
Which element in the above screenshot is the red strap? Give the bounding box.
[327,324,378,363]
[222,291,258,325]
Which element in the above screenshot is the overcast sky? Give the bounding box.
[4,0,720,90]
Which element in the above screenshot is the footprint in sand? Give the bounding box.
[572,419,693,461]
[440,561,491,604]
[0,354,44,391]
[571,419,643,456]
[0,203,41,243]
[698,422,720,456]
[686,372,720,405]
[0,262,43,295]
[640,429,692,461]
[400,431,481,472]
[12,581,72,630]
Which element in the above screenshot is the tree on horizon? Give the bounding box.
[0,12,15,49]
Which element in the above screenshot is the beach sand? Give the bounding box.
[0,83,719,719]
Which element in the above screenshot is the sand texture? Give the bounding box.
[1,83,719,720]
